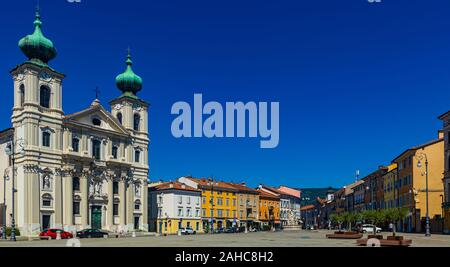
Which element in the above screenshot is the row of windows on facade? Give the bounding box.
[161,221,201,232]
[40,131,142,163]
[19,85,51,109]
[42,195,141,217]
[398,156,414,170]
[19,85,142,131]
[202,190,236,196]
[72,178,141,197]
[203,209,238,218]
[116,113,142,132]
[158,208,201,218]
[384,175,413,193]
[202,197,237,206]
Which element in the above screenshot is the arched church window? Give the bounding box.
[134,149,141,163]
[42,193,53,207]
[133,114,140,131]
[112,146,118,159]
[42,131,51,147]
[19,84,25,107]
[73,177,80,192]
[92,118,101,126]
[92,139,101,160]
[72,138,80,152]
[113,181,119,195]
[117,113,123,125]
[113,198,120,216]
[40,85,51,108]
[135,200,142,210]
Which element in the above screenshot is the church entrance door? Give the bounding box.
[91,206,102,229]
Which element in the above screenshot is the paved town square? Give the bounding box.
[1,230,449,247]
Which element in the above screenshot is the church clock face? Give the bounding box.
[133,103,142,112]
[114,104,124,110]
[39,71,53,82]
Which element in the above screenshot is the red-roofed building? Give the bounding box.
[259,185,302,229]
[148,181,203,235]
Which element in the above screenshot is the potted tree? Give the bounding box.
[361,210,384,239]
[330,213,344,234]
[384,208,409,241]
[342,212,359,234]
[327,213,363,239]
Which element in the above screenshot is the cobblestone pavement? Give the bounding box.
[0,230,449,247]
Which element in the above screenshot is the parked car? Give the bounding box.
[76,229,109,239]
[180,227,196,235]
[361,224,382,233]
[39,229,73,240]
[214,228,224,234]
[224,227,238,233]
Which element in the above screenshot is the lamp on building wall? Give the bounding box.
[416,152,431,237]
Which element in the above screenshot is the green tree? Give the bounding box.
[384,208,409,236]
[330,213,344,231]
[361,210,384,235]
[342,212,358,231]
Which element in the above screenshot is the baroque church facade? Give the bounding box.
[0,10,149,236]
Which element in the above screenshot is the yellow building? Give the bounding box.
[178,177,238,232]
[258,189,280,230]
[392,132,444,233]
[383,163,398,209]
[148,182,203,235]
[227,182,260,231]
[438,111,450,234]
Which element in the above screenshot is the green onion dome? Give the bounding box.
[18,9,57,65]
[115,51,143,96]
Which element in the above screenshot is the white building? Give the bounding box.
[148,182,203,234]
[0,9,149,236]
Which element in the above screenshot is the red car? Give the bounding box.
[39,229,73,240]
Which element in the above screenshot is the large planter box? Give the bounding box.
[387,236,404,241]
[368,234,383,240]
[327,232,363,239]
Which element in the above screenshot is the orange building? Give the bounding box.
[257,189,280,230]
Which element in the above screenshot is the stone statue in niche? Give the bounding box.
[42,174,52,190]
[134,184,141,197]
[89,179,104,197]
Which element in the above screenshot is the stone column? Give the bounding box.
[142,182,148,231]
[126,181,134,230]
[107,179,114,230]
[81,175,89,227]
[119,179,126,229]
[54,172,63,229]
[63,174,73,230]
[27,169,41,236]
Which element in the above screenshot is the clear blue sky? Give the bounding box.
[0,0,449,189]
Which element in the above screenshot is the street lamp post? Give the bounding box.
[4,138,25,242]
[2,170,9,240]
[208,178,214,234]
[440,194,444,230]
[416,152,431,237]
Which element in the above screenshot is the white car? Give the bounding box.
[361,224,382,233]
[180,227,196,235]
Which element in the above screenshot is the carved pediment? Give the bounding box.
[64,104,129,135]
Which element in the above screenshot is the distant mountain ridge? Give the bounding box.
[296,187,338,206]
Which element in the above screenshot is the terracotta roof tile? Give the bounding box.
[151,182,201,193]
[258,189,280,200]
[186,177,238,191]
